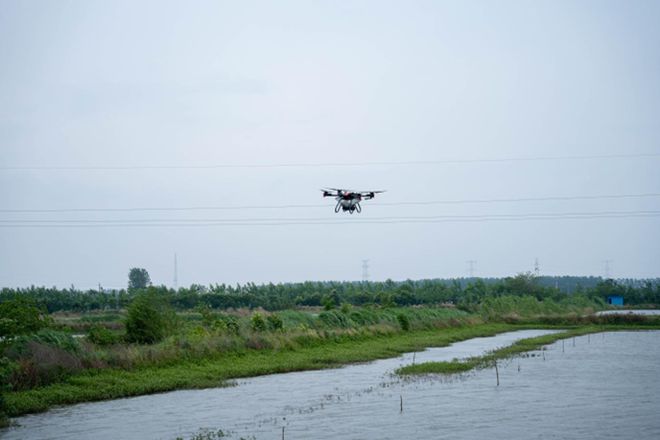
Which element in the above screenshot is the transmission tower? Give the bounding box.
[362,259,370,282]
[534,258,540,277]
[173,253,178,290]
[466,260,476,278]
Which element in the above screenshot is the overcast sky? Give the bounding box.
[1,0,659,289]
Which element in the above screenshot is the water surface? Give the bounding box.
[3,330,659,440]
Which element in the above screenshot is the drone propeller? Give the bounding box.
[322,187,351,194]
[320,188,338,197]
[361,190,386,199]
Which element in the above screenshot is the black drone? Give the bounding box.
[321,187,385,214]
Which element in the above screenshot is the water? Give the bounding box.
[2,330,659,440]
[596,309,660,316]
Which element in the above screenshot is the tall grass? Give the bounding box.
[1,306,469,394]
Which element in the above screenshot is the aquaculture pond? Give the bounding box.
[2,330,659,440]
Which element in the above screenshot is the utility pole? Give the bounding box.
[534,258,540,277]
[362,259,370,282]
[466,260,476,278]
[174,253,178,290]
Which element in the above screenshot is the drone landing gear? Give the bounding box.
[334,202,341,213]
[355,203,361,213]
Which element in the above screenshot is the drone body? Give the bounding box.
[321,188,385,214]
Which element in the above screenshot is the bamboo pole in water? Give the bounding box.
[495,360,500,386]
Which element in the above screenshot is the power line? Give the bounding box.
[1,152,658,171]
[3,209,659,224]
[1,209,658,227]
[1,192,658,213]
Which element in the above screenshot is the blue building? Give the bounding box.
[607,295,624,306]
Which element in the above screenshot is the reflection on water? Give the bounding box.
[2,330,660,440]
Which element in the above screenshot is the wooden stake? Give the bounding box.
[282,426,285,440]
[400,394,403,413]
[495,360,500,386]
[562,340,565,353]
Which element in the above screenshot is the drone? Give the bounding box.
[321,187,386,214]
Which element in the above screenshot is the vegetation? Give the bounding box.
[1,273,659,421]
[128,268,152,290]
[176,428,254,440]
[2,275,658,314]
[125,289,176,344]
[3,322,508,416]
[0,357,13,427]
[0,298,51,339]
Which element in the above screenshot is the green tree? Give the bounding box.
[125,289,175,344]
[128,268,151,290]
[0,298,51,338]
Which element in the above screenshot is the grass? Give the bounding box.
[5,312,660,419]
[4,322,515,416]
[399,360,477,375]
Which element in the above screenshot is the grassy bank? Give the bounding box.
[8,321,660,418]
[396,324,660,376]
[4,300,660,420]
[5,322,517,417]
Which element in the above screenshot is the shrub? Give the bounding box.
[250,312,267,332]
[0,357,16,427]
[322,296,336,311]
[396,313,411,331]
[8,329,80,354]
[17,344,81,389]
[318,310,350,328]
[218,314,240,335]
[125,290,176,344]
[87,325,120,346]
[266,314,283,331]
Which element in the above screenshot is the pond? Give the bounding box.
[2,330,659,440]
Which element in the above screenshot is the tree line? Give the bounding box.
[1,273,659,312]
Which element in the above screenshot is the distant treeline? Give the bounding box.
[1,275,659,312]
